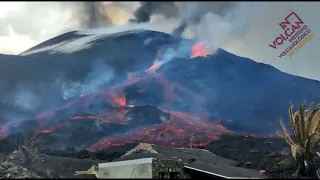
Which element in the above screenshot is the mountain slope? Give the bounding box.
[160,49,320,133]
[0,29,319,150]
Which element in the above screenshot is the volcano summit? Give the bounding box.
[0,29,320,151]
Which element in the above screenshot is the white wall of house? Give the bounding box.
[98,158,153,178]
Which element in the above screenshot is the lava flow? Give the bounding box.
[88,111,231,152]
[146,42,210,73]
[146,61,164,73]
[191,43,210,58]
[0,42,225,151]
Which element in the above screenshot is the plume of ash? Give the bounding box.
[0,2,254,55]
[132,2,179,23]
[130,2,253,53]
[174,2,253,52]
[78,2,180,30]
[80,2,141,27]
[84,2,100,28]
[128,2,254,74]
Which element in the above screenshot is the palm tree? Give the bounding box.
[277,103,320,177]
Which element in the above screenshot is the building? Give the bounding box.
[76,143,267,179]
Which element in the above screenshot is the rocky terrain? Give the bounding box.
[0,148,99,178]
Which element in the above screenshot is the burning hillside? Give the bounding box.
[0,30,320,151]
[88,110,230,152]
[0,39,219,151]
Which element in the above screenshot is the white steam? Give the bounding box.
[182,2,253,51]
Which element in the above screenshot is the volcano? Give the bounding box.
[0,29,320,151]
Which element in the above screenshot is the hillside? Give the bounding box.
[0,29,319,151]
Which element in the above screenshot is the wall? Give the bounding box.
[152,159,190,179]
[98,163,152,178]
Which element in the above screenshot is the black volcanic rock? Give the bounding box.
[124,80,166,105]
[124,105,170,125]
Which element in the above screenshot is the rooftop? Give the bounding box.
[99,157,153,168]
[113,143,267,179]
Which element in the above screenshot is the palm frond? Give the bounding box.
[278,103,320,166]
[306,105,320,136]
[305,133,320,156]
[293,111,302,143]
[276,130,295,146]
[298,104,306,144]
[289,104,298,138]
[278,156,295,165]
[291,143,303,160]
[277,118,295,145]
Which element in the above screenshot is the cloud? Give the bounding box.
[0,2,83,54]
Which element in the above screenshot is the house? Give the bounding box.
[76,143,267,179]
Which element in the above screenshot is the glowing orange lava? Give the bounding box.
[88,111,232,152]
[191,43,209,58]
[0,41,239,151]
[146,61,163,73]
[106,91,127,106]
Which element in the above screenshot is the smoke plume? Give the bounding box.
[0,2,254,55]
[174,2,253,52]
[132,2,179,23]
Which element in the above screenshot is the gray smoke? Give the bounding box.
[132,2,179,23]
[174,2,253,51]
[128,2,253,52]
[172,2,236,36]
[0,2,254,54]
[84,2,100,28]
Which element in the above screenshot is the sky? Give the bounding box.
[0,2,319,80]
[221,2,320,81]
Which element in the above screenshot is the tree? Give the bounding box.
[10,132,42,164]
[277,103,320,178]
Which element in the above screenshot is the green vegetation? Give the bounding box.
[277,103,320,178]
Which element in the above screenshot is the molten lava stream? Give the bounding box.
[191,43,210,58]
[0,42,214,144]
[88,112,231,152]
[146,61,163,73]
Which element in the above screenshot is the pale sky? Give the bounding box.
[0,2,320,80]
[221,2,320,81]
